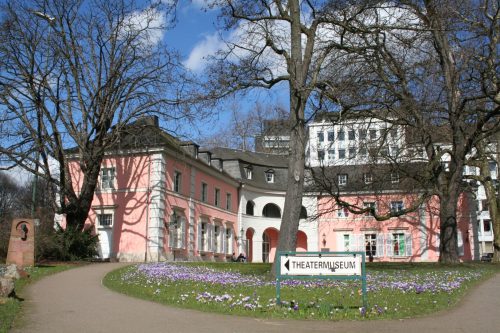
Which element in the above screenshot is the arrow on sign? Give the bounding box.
[284,259,290,271]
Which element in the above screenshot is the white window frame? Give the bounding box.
[201,182,208,202]
[173,171,182,193]
[363,202,376,217]
[226,193,232,211]
[101,167,115,190]
[97,213,113,228]
[337,207,349,218]
[169,212,185,249]
[214,188,221,207]
[265,171,275,183]
[363,173,373,184]
[391,172,400,183]
[338,149,346,159]
[328,149,335,161]
[390,201,404,213]
[337,173,348,187]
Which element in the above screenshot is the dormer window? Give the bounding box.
[363,173,373,184]
[265,169,275,183]
[391,172,400,183]
[244,165,253,180]
[337,173,348,187]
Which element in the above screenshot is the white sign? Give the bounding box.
[279,254,362,276]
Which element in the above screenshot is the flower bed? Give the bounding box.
[105,262,494,320]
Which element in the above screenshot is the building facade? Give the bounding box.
[62,116,481,263]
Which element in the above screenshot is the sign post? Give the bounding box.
[276,251,367,308]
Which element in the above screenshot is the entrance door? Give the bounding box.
[97,213,113,259]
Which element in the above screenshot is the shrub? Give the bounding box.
[39,224,99,261]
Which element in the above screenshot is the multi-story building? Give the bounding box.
[61,115,479,263]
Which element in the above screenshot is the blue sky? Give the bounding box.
[163,1,290,141]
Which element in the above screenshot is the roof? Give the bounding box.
[209,147,289,168]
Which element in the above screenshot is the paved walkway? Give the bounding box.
[12,263,500,333]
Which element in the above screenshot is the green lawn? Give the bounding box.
[0,264,75,333]
[103,261,499,321]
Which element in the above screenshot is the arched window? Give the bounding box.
[300,206,308,219]
[246,201,255,215]
[262,203,281,218]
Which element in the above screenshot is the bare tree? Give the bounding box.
[201,101,288,151]
[0,0,186,231]
[205,0,374,273]
[312,0,500,263]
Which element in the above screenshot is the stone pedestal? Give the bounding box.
[6,219,35,267]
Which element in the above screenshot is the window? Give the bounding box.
[359,147,368,158]
[169,212,185,249]
[363,202,376,217]
[338,130,345,141]
[359,129,367,140]
[481,199,489,211]
[390,146,399,157]
[245,166,253,180]
[337,173,348,187]
[338,149,346,159]
[483,220,491,233]
[263,203,281,218]
[101,167,115,189]
[391,172,400,183]
[98,214,113,227]
[363,173,373,184]
[246,201,255,215]
[365,234,376,257]
[328,149,335,161]
[390,128,398,139]
[392,233,406,256]
[390,201,404,213]
[489,161,497,173]
[214,225,220,253]
[337,207,349,218]
[369,129,377,140]
[214,188,220,207]
[318,150,325,162]
[201,182,208,202]
[199,221,208,252]
[348,147,356,159]
[317,131,324,142]
[343,234,351,251]
[173,171,182,193]
[348,130,355,140]
[380,146,389,157]
[226,193,232,211]
[265,170,275,183]
[327,131,334,142]
[225,228,233,254]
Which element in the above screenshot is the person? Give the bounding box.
[237,253,246,262]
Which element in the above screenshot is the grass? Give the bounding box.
[103,261,499,321]
[0,264,76,333]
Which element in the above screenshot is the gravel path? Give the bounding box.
[11,263,500,333]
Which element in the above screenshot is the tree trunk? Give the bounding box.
[439,191,460,263]
[271,0,307,276]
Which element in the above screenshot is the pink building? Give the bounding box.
[62,117,476,263]
[66,118,239,262]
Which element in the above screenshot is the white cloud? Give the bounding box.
[121,6,168,48]
[183,33,225,72]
